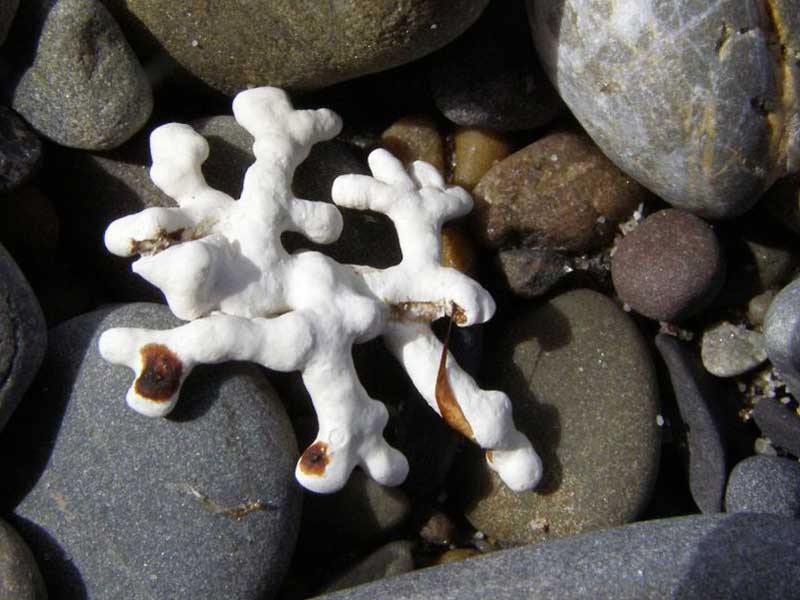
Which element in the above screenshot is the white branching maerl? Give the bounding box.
[99,87,542,494]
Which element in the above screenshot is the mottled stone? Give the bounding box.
[101,0,490,95]
[496,247,573,298]
[317,514,800,600]
[0,243,45,432]
[0,1,19,46]
[0,519,46,600]
[320,541,415,595]
[529,0,800,218]
[0,303,301,600]
[455,289,660,544]
[9,0,152,150]
[752,399,800,457]
[764,278,800,396]
[451,127,512,191]
[430,0,562,131]
[380,115,444,173]
[701,322,767,377]
[0,107,42,193]
[612,209,725,322]
[748,290,776,327]
[472,130,646,251]
[656,334,728,513]
[725,455,800,517]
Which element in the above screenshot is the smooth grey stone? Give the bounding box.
[101,0,491,95]
[751,398,800,458]
[656,334,727,513]
[0,107,42,193]
[764,278,800,397]
[0,303,301,600]
[725,455,800,518]
[0,243,45,432]
[319,541,415,595]
[455,289,661,544]
[700,322,767,377]
[0,519,46,600]
[0,0,19,46]
[316,513,800,600]
[529,0,800,218]
[8,0,152,149]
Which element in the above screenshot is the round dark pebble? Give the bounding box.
[612,209,725,322]
[725,455,800,518]
[0,107,42,193]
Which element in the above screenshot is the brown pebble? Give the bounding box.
[471,131,647,251]
[441,225,476,274]
[419,511,459,545]
[611,209,725,322]
[380,115,444,173]
[451,126,511,191]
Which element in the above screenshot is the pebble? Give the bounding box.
[725,455,800,518]
[455,289,660,544]
[419,511,459,546]
[700,322,767,378]
[0,518,46,600]
[319,541,415,595]
[748,290,776,327]
[430,1,562,131]
[751,399,800,458]
[529,0,800,218]
[102,0,490,94]
[379,115,445,173]
[764,278,800,396]
[0,1,18,45]
[316,514,800,599]
[0,107,42,193]
[8,0,152,150]
[451,126,512,191]
[656,334,728,513]
[432,548,479,565]
[472,131,647,251]
[611,209,725,322]
[496,247,573,298]
[0,303,301,600]
[440,226,476,274]
[0,243,45,432]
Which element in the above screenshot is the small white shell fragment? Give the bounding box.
[98,87,542,494]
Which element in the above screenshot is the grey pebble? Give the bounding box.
[725,455,800,518]
[8,0,152,149]
[0,107,41,193]
[0,303,301,600]
[751,398,800,458]
[316,514,800,600]
[0,243,45,432]
[700,321,767,378]
[0,519,46,600]
[764,277,800,397]
[319,541,415,595]
[656,334,727,513]
[455,289,660,544]
[529,0,800,218]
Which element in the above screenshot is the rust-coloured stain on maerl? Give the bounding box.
[134,343,182,401]
[435,310,475,440]
[299,441,330,476]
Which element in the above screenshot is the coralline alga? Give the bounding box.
[98,87,541,494]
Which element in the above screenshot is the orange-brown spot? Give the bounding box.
[130,228,187,256]
[435,309,475,440]
[134,343,182,402]
[299,441,330,476]
[486,450,494,464]
[389,300,467,325]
